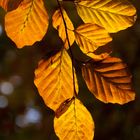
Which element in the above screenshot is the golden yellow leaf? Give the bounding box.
[0,0,9,10]
[82,56,135,104]
[34,49,78,111]
[5,0,49,48]
[75,0,136,33]
[75,23,112,58]
[52,8,75,49]
[54,98,94,140]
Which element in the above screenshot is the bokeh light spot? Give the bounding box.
[0,95,8,108]
[0,81,14,95]
[15,108,42,128]
[25,108,42,124]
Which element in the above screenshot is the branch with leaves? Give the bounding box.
[0,0,137,139]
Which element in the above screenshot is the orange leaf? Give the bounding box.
[54,98,94,140]
[34,49,78,111]
[52,8,75,49]
[5,0,49,48]
[82,56,135,104]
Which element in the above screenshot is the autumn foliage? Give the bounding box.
[0,0,137,139]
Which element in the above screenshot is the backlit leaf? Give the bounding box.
[34,49,78,111]
[52,8,75,49]
[75,0,136,33]
[82,56,135,104]
[5,0,49,48]
[75,23,112,59]
[54,98,94,140]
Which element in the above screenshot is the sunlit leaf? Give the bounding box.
[34,49,78,111]
[75,23,112,59]
[75,0,136,33]
[5,0,49,48]
[52,8,75,49]
[82,56,135,104]
[54,98,94,140]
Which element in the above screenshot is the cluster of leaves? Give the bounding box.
[0,0,137,139]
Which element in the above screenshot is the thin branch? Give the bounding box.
[56,0,77,97]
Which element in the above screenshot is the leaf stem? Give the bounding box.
[56,0,77,97]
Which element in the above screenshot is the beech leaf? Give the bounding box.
[5,0,49,48]
[34,49,78,111]
[75,23,112,59]
[75,0,136,33]
[54,98,94,140]
[52,8,75,49]
[82,56,135,104]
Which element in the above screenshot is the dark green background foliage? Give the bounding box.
[0,1,140,140]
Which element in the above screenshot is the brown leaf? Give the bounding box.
[55,97,74,118]
[82,56,135,104]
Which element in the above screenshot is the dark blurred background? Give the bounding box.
[0,0,140,140]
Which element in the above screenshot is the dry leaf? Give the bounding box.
[82,56,135,104]
[34,49,78,111]
[52,8,75,49]
[5,0,49,48]
[54,98,94,140]
[75,0,136,33]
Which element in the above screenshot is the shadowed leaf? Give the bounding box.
[82,56,135,104]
